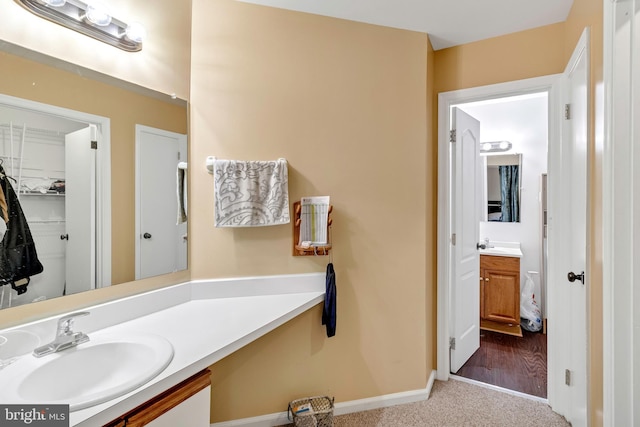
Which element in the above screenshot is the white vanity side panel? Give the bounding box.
[146,387,211,427]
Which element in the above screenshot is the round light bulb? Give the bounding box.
[499,141,510,150]
[125,22,147,43]
[42,0,66,6]
[482,143,492,151]
[86,2,112,26]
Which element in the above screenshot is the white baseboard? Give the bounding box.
[211,370,437,427]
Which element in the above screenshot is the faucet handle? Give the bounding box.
[57,311,90,335]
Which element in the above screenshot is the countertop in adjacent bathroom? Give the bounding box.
[478,241,523,258]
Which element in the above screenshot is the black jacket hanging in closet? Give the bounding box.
[0,165,43,294]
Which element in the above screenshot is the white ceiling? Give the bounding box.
[238,0,574,50]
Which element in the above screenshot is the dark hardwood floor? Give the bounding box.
[456,329,547,398]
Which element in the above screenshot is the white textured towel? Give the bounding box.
[213,158,290,227]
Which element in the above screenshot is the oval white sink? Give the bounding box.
[0,332,173,411]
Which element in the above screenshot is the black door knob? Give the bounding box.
[567,271,585,284]
[143,232,152,239]
[60,234,69,240]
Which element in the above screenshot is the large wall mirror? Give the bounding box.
[0,43,188,310]
[484,153,521,223]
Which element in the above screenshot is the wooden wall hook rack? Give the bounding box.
[292,201,333,256]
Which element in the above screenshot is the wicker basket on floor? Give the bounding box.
[288,396,334,427]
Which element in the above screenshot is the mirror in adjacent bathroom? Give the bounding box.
[483,153,521,223]
[0,45,188,310]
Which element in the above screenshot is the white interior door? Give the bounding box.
[564,29,589,425]
[135,125,187,279]
[548,28,589,425]
[450,107,482,373]
[64,126,96,294]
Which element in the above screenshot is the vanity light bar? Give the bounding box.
[15,0,144,52]
[480,141,512,153]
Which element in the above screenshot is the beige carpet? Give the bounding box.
[289,379,570,427]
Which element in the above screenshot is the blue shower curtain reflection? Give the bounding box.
[499,165,520,222]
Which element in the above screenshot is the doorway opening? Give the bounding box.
[436,74,561,394]
[452,92,549,398]
[438,29,590,426]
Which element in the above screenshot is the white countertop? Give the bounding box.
[478,241,523,258]
[0,273,325,426]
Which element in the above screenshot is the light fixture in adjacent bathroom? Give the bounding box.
[14,0,145,52]
[480,140,512,153]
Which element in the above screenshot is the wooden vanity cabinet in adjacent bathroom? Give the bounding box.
[480,255,520,325]
[104,369,211,427]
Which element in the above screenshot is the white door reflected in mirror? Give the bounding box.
[65,126,96,295]
[135,125,188,280]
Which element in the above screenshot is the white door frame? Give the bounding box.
[0,93,112,288]
[437,75,561,381]
[603,0,638,424]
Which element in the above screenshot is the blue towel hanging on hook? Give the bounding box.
[322,263,336,337]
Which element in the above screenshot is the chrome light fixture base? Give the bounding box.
[15,0,143,52]
[480,140,512,154]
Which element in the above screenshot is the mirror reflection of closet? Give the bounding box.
[483,153,522,223]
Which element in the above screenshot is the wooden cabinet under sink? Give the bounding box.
[104,369,211,427]
[480,254,520,326]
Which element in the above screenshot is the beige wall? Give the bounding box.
[189,0,430,421]
[433,23,566,94]
[434,0,604,423]
[426,38,437,369]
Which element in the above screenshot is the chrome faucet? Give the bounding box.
[484,237,494,248]
[33,312,90,358]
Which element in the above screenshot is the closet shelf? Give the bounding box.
[19,190,65,196]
